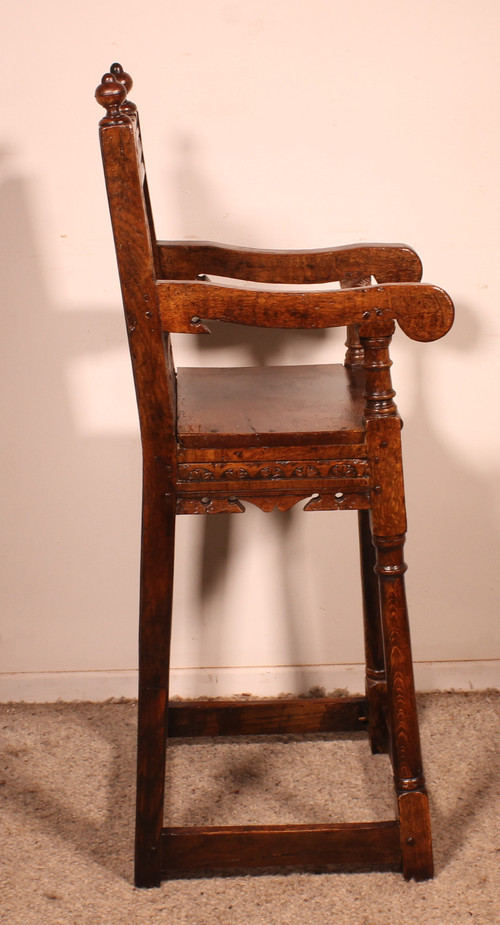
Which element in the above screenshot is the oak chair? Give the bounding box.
[96,64,454,888]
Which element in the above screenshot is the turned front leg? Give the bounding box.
[373,530,433,879]
[361,324,433,879]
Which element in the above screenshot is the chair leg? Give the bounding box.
[373,531,433,880]
[134,490,176,888]
[357,510,389,754]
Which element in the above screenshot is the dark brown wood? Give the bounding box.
[161,822,402,875]
[177,442,369,462]
[167,696,368,737]
[157,240,423,284]
[358,509,389,754]
[176,364,366,448]
[361,327,434,878]
[134,489,176,888]
[176,490,372,515]
[398,790,434,880]
[96,68,177,888]
[96,64,453,887]
[341,276,369,368]
[157,278,454,341]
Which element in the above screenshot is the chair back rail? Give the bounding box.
[157,241,423,284]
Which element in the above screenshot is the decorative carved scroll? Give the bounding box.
[176,497,245,515]
[244,496,308,513]
[176,490,372,515]
[304,491,371,512]
[246,492,371,513]
[177,459,370,483]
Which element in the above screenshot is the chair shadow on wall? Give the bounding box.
[172,136,361,688]
[0,161,139,877]
[167,136,500,875]
[169,134,499,697]
[0,159,142,675]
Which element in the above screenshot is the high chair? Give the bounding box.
[96,64,454,887]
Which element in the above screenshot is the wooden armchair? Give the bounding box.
[96,64,454,887]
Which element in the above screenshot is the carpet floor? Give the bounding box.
[1,691,499,924]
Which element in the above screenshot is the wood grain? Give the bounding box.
[176,364,365,448]
[161,822,402,875]
[157,240,423,283]
[157,278,454,342]
[167,696,368,737]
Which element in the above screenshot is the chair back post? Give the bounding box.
[96,69,176,483]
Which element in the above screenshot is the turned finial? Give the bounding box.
[95,71,131,125]
[110,62,137,115]
[110,62,132,94]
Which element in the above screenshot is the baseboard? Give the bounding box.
[0,661,498,703]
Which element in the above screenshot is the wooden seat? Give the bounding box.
[96,63,455,887]
[176,364,366,447]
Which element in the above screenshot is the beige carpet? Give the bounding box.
[1,691,499,924]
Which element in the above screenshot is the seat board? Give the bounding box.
[176,363,366,448]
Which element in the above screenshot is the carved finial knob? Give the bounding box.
[110,62,137,114]
[110,62,132,94]
[95,72,131,126]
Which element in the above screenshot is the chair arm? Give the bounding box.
[156,279,454,342]
[157,241,423,285]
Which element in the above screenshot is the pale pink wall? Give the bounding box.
[1,1,499,699]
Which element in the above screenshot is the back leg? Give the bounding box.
[358,509,389,754]
[135,489,176,888]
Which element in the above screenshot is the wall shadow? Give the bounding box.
[3,695,498,884]
[0,702,137,882]
[401,309,500,664]
[168,134,500,691]
[0,162,141,677]
[170,135,354,688]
